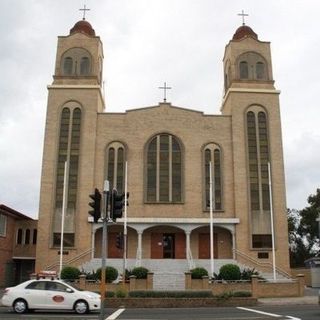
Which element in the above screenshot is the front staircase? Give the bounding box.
[80,258,245,290]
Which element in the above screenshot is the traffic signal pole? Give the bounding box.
[122,161,128,287]
[100,180,109,320]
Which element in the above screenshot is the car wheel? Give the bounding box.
[13,299,28,314]
[74,300,88,314]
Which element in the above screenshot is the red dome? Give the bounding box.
[232,25,257,40]
[70,20,95,36]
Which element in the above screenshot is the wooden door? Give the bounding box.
[151,233,163,258]
[175,233,186,259]
[198,233,218,259]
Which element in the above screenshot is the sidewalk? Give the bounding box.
[258,287,319,305]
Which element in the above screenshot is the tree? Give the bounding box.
[298,188,320,248]
[288,189,320,267]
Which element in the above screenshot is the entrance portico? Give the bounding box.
[92,217,239,269]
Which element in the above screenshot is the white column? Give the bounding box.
[185,230,191,266]
[136,230,143,267]
[232,230,236,260]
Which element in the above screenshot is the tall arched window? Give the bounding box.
[63,57,73,75]
[105,143,126,193]
[146,134,182,203]
[25,229,30,245]
[240,61,248,79]
[80,57,90,75]
[17,229,23,245]
[256,62,265,79]
[53,105,82,247]
[246,108,271,249]
[203,143,222,210]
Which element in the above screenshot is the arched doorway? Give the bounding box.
[144,225,186,259]
[94,225,136,259]
[192,226,233,259]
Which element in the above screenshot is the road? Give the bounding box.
[0,305,319,320]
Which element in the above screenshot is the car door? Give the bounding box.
[24,281,47,309]
[44,281,75,310]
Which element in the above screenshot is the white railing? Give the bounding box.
[45,248,93,271]
[233,249,291,279]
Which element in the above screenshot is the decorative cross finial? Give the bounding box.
[238,10,249,26]
[79,4,90,20]
[158,82,172,102]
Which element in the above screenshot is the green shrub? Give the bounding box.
[240,267,260,280]
[128,290,213,298]
[60,266,81,280]
[80,270,98,281]
[214,291,233,300]
[115,288,127,298]
[218,264,241,280]
[124,268,132,281]
[130,266,149,279]
[232,291,252,297]
[105,291,115,298]
[96,266,118,283]
[190,267,208,279]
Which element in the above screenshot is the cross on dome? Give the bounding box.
[238,10,249,26]
[79,4,90,20]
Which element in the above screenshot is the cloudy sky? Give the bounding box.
[1,0,319,219]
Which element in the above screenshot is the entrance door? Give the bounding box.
[150,233,176,258]
[198,233,218,259]
[163,233,175,258]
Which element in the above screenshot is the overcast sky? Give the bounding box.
[1,0,319,219]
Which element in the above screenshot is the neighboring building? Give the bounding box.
[35,18,290,277]
[0,204,37,287]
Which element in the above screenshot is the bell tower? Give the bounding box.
[36,17,104,271]
[221,22,290,272]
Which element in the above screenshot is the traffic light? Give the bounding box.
[125,192,129,207]
[88,188,101,223]
[110,189,124,221]
[116,232,123,249]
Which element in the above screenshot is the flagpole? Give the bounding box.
[268,162,276,281]
[209,161,214,278]
[59,161,68,278]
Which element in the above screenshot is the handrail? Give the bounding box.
[46,248,93,270]
[234,249,291,279]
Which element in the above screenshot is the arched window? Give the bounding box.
[146,134,182,203]
[246,108,271,249]
[63,57,73,75]
[237,52,269,80]
[80,57,90,75]
[53,105,82,247]
[17,229,23,244]
[240,61,248,79]
[105,143,126,193]
[61,48,91,76]
[256,62,265,79]
[204,143,222,210]
[25,229,30,245]
[32,229,37,244]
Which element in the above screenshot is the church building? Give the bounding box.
[35,15,290,278]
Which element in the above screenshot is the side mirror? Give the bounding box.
[66,288,73,293]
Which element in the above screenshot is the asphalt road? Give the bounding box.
[0,305,319,320]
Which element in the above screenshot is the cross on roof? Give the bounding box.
[79,4,90,20]
[238,10,249,26]
[158,82,172,102]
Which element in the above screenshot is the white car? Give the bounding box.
[1,279,101,314]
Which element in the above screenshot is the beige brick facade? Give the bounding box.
[35,21,290,276]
